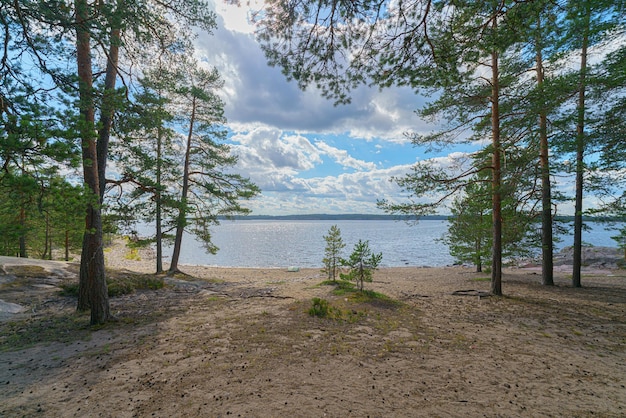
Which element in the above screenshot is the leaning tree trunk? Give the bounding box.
[75,0,110,324]
[572,7,590,289]
[168,96,196,274]
[490,46,503,296]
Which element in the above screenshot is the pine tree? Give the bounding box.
[322,225,345,281]
[112,68,180,273]
[340,240,382,292]
[444,182,492,272]
[552,0,624,287]
[167,61,260,274]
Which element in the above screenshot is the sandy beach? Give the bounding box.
[1,240,625,417]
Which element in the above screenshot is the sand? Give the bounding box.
[1,241,625,417]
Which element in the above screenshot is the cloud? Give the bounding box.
[195,11,434,143]
[244,164,411,215]
[314,141,377,171]
[229,127,322,190]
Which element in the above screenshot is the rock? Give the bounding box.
[555,246,624,269]
[0,299,26,314]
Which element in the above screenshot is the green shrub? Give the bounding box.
[308,297,331,317]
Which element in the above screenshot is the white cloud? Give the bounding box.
[213,1,260,34]
[229,127,326,194]
[314,141,377,171]
[194,9,435,142]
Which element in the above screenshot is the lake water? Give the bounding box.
[155,219,621,268]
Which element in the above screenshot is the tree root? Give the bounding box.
[451,289,491,298]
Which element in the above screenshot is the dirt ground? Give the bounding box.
[1,247,625,417]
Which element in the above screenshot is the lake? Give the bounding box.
[154,219,621,268]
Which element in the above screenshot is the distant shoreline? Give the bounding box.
[221,214,623,222]
[221,214,445,221]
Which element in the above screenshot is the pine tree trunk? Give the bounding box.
[573,7,590,289]
[169,97,196,274]
[75,0,110,324]
[97,27,120,202]
[156,216,163,273]
[536,37,554,286]
[43,213,50,259]
[79,221,109,323]
[490,46,503,296]
[65,229,70,261]
[155,127,164,273]
[19,205,27,258]
[475,238,482,273]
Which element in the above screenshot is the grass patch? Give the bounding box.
[3,265,48,278]
[123,247,141,261]
[350,289,400,307]
[60,271,165,298]
[471,277,491,282]
[320,279,400,308]
[0,312,92,352]
[308,283,399,324]
[319,279,357,296]
[307,297,365,322]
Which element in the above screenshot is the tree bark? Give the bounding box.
[19,205,27,258]
[475,238,482,273]
[490,44,503,296]
[65,229,70,261]
[75,0,111,324]
[155,126,164,274]
[43,212,50,259]
[535,31,554,286]
[572,6,590,289]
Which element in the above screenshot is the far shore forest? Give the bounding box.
[1,1,625,323]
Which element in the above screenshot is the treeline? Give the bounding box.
[222,214,450,221]
[258,0,626,294]
[222,214,621,222]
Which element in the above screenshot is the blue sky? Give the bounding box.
[192,2,469,216]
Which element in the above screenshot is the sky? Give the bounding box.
[191,2,465,216]
[192,2,611,217]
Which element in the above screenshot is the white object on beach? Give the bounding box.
[287,266,300,272]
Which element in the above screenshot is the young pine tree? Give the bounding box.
[321,225,345,282]
[444,182,492,273]
[340,240,382,292]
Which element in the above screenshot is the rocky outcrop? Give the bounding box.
[554,246,625,269]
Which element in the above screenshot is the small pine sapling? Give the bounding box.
[321,225,345,282]
[340,239,382,291]
[308,297,330,317]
